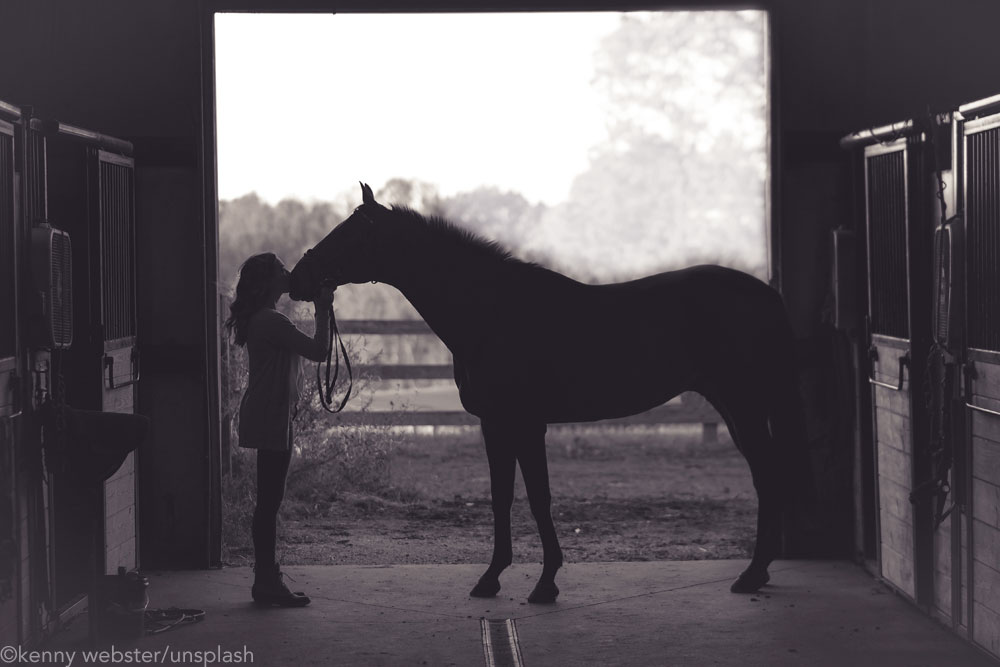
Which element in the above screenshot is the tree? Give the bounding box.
[528,11,769,282]
[440,186,544,257]
[218,194,349,290]
[376,178,446,217]
[594,11,767,158]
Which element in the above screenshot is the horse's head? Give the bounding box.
[289,182,386,301]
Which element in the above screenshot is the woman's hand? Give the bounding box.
[313,285,335,310]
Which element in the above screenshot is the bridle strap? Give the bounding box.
[316,304,353,413]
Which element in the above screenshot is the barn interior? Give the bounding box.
[1,0,1000,663]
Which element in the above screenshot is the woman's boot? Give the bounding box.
[251,563,310,607]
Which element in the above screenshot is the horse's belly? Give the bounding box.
[523,361,691,424]
[457,309,697,423]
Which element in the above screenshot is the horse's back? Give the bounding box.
[650,265,786,338]
[574,265,784,348]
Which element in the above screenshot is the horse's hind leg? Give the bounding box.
[735,447,783,594]
[713,400,782,594]
[514,423,563,603]
[470,420,517,598]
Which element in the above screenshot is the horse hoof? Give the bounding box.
[730,568,770,594]
[527,582,559,604]
[470,578,501,598]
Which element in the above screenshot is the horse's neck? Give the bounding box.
[397,283,471,354]
[379,243,498,355]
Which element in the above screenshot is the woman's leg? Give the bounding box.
[252,448,292,569]
[250,446,308,606]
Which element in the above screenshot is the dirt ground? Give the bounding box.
[269,425,758,568]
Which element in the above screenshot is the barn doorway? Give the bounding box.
[212,10,770,569]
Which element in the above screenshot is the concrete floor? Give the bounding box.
[47,560,997,666]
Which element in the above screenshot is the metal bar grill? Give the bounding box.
[99,158,136,344]
[867,149,910,338]
[0,128,14,359]
[51,231,72,347]
[934,227,951,342]
[967,125,1000,351]
[26,128,46,224]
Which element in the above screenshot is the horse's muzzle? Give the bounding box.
[288,266,315,302]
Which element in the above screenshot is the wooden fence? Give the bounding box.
[323,320,722,443]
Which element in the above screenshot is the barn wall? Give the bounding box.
[769,0,1000,579]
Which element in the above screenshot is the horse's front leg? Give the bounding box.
[516,423,562,604]
[470,420,516,598]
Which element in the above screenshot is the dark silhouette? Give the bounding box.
[225,252,334,607]
[290,183,809,603]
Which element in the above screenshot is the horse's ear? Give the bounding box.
[360,182,375,205]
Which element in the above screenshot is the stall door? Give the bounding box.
[94,150,138,575]
[0,109,19,647]
[46,133,138,599]
[961,109,1000,659]
[0,117,17,418]
[864,136,933,604]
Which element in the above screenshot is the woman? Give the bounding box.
[224,252,333,607]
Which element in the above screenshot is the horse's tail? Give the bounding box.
[765,299,815,507]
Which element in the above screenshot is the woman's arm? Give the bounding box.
[263,287,335,362]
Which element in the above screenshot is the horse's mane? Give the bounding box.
[390,205,528,267]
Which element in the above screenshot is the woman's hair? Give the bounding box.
[224,252,282,346]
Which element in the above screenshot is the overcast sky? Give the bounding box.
[215,12,625,206]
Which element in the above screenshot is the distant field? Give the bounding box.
[348,381,462,412]
[342,379,688,413]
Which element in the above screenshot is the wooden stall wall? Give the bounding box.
[862,136,933,602]
[871,336,916,596]
[959,103,1000,659]
[0,106,18,647]
[847,115,977,636]
[0,422,14,646]
[967,363,1000,656]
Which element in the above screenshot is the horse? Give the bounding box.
[290,182,810,604]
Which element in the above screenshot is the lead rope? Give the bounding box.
[317,304,353,413]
